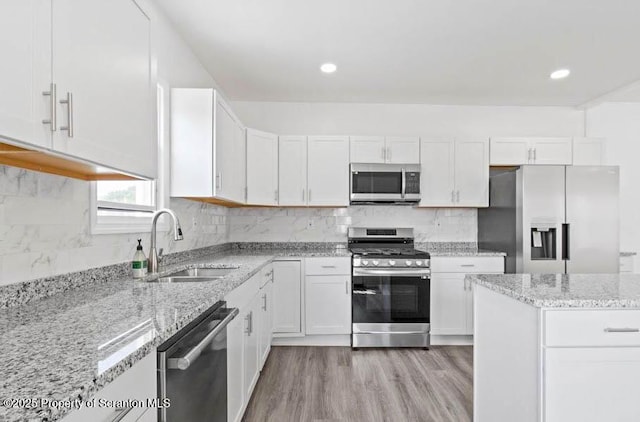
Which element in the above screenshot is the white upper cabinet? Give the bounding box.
[307,136,350,206]
[0,0,154,178]
[246,129,278,205]
[349,136,385,163]
[454,139,489,207]
[531,137,572,165]
[278,136,308,206]
[572,137,606,165]
[216,96,246,203]
[350,136,420,164]
[490,137,572,166]
[420,138,489,207]
[385,136,420,164]
[0,0,51,149]
[171,89,246,203]
[51,0,155,178]
[420,139,455,206]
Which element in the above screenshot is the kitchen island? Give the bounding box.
[468,273,640,422]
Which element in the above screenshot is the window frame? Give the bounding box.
[90,81,171,235]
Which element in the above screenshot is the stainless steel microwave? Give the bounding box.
[350,163,421,204]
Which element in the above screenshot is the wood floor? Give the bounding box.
[243,346,473,422]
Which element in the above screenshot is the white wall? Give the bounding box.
[231,101,584,137]
[228,206,476,243]
[0,3,229,286]
[586,102,640,270]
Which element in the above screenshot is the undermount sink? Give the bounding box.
[156,267,239,283]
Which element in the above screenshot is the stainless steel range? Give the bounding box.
[349,227,431,348]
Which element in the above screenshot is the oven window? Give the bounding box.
[352,276,430,323]
[352,172,402,194]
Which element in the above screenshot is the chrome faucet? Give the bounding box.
[149,208,184,273]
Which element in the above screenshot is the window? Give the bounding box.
[91,83,168,234]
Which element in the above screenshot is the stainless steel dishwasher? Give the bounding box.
[157,301,238,422]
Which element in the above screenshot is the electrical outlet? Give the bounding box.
[308,219,314,228]
[192,217,198,228]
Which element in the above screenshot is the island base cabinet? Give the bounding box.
[544,347,640,422]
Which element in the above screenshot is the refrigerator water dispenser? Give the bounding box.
[530,227,556,260]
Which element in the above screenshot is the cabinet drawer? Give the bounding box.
[224,270,261,308]
[545,310,640,347]
[620,256,634,273]
[431,257,504,273]
[305,257,351,275]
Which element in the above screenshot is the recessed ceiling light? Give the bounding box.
[320,63,337,73]
[550,69,570,80]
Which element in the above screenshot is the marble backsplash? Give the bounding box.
[0,166,229,286]
[228,206,477,243]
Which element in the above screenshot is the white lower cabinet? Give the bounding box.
[242,294,260,402]
[305,274,351,335]
[272,260,303,334]
[258,270,274,369]
[431,256,504,337]
[225,264,272,422]
[431,273,471,335]
[61,353,156,422]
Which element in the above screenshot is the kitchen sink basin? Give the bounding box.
[155,267,239,283]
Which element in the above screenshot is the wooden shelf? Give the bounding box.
[0,142,142,181]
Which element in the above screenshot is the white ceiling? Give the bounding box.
[155,0,640,106]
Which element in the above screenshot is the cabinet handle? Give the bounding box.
[460,264,475,267]
[533,148,536,162]
[262,293,267,311]
[245,312,253,335]
[527,148,531,163]
[604,328,639,333]
[309,189,312,202]
[345,280,349,294]
[59,92,74,137]
[110,407,134,422]
[321,265,336,268]
[456,190,460,203]
[42,83,57,131]
[451,190,455,203]
[381,147,385,161]
[302,189,305,202]
[387,147,392,162]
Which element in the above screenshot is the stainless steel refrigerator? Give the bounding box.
[478,165,619,273]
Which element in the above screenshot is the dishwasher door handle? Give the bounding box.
[168,308,239,370]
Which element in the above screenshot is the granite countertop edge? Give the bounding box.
[467,274,640,309]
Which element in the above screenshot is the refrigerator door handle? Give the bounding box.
[562,223,570,260]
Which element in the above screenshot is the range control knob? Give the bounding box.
[362,260,369,266]
[388,260,396,266]
[415,260,423,266]
[372,260,380,266]
[405,260,413,266]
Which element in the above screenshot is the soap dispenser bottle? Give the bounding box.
[132,239,148,278]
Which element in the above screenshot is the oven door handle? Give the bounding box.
[167,308,239,370]
[352,268,430,277]
[355,330,430,335]
[401,167,406,199]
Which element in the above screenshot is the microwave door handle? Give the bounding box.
[401,168,406,199]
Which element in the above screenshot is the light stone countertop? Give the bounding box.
[0,251,312,422]
[468,273,640,308]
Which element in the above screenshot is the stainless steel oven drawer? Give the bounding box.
[352,323,430,348]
